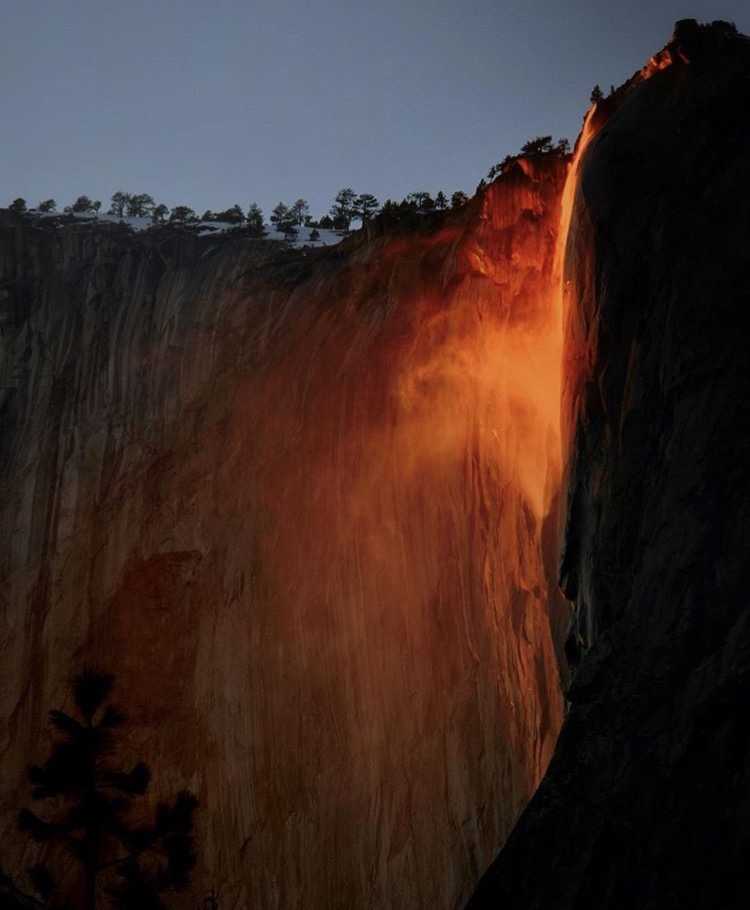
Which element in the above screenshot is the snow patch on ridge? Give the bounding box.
[29,210,346,248]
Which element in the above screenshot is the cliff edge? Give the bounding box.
[469,20,750,909]
[0,160,566,909]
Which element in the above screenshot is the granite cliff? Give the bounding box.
[4,20,745,909]
[0,156,567,908]
[469,19,750,910]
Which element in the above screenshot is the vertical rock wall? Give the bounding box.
[0,158,566,909]
[468,23,750,910]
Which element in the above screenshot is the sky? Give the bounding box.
[1,0,748,220]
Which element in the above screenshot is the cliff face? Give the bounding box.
[469,22,750,909]
[0,158,566,908]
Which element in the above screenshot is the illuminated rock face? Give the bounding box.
[469,23,750,910]
[0,160,566,909]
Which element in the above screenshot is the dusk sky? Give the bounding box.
[2,1,748,219]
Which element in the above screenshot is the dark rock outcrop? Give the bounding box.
[469,22,750,910]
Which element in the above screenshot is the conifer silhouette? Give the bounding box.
[17,669,198,910]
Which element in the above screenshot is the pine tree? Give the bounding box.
[9,198,27,214]
[246,203,265,236]
[38,199,57,213]
[270,202,290,230]
[290,199,309,226]
[169,206,196,223]
[126,194,155,218]
[329,188,356,231]
[488,154,517,180]
[109,192,130,219]
[590,84,604,104]
[17,669,198,910]
[450,191,468,208]
[520,136,554,156]
[434,191,448,210]
[405,192,434,210]
[352,193,379,225]
[72,196,95,214]
[152,204,169,224]
[213,205,244,224]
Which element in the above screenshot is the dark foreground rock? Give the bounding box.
[468,21,750,910]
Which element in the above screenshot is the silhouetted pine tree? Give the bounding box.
[351,193,380,224]
[520,135,554,155]
[329,188,356,230]
[17,669,198,910]
[246,203,265,236]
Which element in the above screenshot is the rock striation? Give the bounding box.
[0,156,567,909]
[468,21,750,910]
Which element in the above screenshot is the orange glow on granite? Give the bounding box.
[207,161,570,904]
[0,157,570,909]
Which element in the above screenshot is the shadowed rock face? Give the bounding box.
[0,158,566,909]
[469,22,750,910]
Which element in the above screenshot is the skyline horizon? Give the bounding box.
[3,4,748,219]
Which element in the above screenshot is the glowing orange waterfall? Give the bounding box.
[556,105,601,465]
